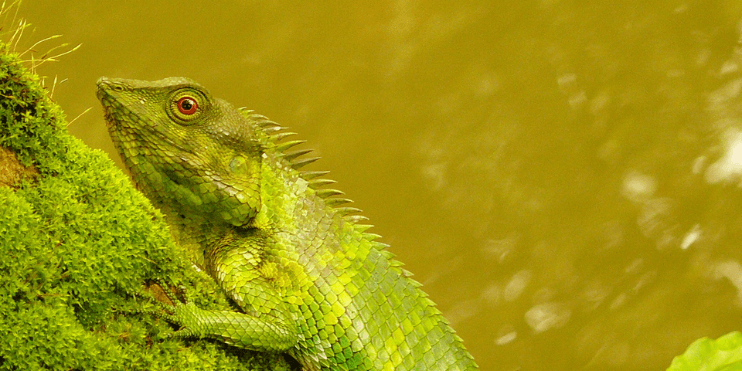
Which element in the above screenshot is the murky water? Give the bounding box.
[16,1,742,369]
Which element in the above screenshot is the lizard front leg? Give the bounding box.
[160,224,302,352]
[166,277,299,351]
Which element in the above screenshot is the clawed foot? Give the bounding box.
[141,280,201,340]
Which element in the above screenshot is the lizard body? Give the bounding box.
[96,77,478,370]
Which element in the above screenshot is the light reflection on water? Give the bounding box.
[705,128,742,184]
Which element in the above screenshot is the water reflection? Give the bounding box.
[706,128,742,184]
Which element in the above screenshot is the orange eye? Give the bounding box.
[177,97,198,115]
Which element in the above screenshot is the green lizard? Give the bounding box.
[96,77,478,371]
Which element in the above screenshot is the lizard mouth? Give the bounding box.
[96,77,142,133]
[96,77,123,128]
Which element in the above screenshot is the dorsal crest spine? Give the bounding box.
[240,109,363,220]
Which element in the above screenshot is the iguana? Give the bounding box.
[96,77,478,371]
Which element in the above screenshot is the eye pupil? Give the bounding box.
[177,97,198,115]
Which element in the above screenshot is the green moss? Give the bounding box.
[0,42,286,369]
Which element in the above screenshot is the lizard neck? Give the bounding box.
[159,207,240,272]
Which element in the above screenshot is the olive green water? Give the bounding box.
[15,1,742,369]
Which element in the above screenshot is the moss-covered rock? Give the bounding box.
[0,41,287,370]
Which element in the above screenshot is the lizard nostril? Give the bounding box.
[97,78,126,92]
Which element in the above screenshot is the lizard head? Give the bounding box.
[96,77,262,228]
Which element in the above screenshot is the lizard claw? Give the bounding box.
[140,280,189,324]
[156,301,208,341]
[152,279,187,306]
[145,280,205,340]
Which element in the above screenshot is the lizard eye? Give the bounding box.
[177,97,198,115]
[169,89,207,124]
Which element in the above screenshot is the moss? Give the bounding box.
[0,42,289,370]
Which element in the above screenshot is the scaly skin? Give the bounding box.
[96,77,478,371]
